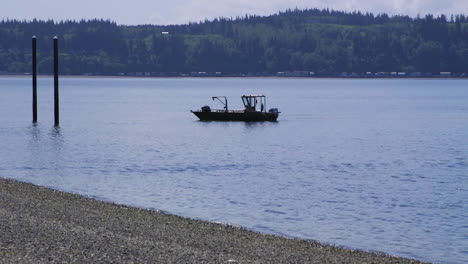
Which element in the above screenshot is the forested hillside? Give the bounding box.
[1,8,468,76]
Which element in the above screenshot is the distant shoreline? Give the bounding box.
[1,73,467,80]
[0,177,429,263]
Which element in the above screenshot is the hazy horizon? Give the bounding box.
[2,0,468,26]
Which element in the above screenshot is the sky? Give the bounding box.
[2,0,468,25]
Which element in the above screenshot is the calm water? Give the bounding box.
[1,77,467,263]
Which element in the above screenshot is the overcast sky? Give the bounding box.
[2,0,468,25]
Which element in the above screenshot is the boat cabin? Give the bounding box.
[242,95,267,112]
[210,95,267,113]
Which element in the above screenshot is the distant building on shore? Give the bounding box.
[277,71,316,77]
[440,72,452,78]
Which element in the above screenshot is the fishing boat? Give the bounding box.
[191,95,280,121]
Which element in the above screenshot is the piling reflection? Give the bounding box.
[49,126,64,153]
[50,126,62,139]
[28,123,41,142]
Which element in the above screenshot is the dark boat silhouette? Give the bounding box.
[191,95,280,121]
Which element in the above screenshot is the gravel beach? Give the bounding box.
[0,178,428,263]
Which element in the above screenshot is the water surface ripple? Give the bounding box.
[1,77,467,263]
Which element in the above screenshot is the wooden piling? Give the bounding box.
[53,36,59,126]
[32,36,37,123]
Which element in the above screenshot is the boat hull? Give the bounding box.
[191,111,279,121]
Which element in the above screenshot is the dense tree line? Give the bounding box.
[1,8,468,76]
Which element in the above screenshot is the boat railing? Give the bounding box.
[214,109,245,113]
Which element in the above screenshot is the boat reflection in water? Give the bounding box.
[191,95,280,121]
